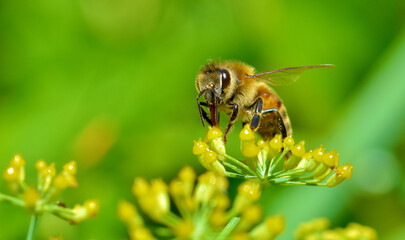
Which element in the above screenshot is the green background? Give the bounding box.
[1,0,405,239]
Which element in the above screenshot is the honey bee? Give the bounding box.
[196,61,334,142]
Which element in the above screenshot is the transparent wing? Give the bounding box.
[246,64,335,86]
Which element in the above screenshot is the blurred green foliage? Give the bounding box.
[1,0,405,239]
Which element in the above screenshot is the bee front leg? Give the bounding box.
[197,100,213,127]
[223,104,239,143]
[250,98,263,131]
[199,102,214,126]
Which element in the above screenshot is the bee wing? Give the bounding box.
[247,64,335,86]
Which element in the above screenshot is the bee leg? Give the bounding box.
[197,98,213,127]
[223,104,239,143]
[262,108,290,160]
[199,101,216,126]
[201,108,213,126]
[250,98,263,131]
[262,109,287,139]
[277,112,287,139]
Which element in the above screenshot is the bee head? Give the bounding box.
[196,66,231,105]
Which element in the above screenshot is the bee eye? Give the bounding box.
[219,69,230,92]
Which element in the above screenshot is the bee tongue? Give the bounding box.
[209,104,218,126]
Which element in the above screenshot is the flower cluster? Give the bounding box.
[294,218,377,240]
[1,154,99,224]
[118,166,285,240]
[193,125,354,187]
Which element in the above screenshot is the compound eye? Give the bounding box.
[218,69,231,92]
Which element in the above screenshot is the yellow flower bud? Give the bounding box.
[210,161,226,175]
[210,210,228,228]
[3,166,19,182]
[250,215,285,239]
[53,173,78,190]
[325,164,353,187]
[312,145,326,162]
[178,166,196,183]
[151,179,168,194]
[294,218,330,239]
[40,163,56,178]
[203,150,218,164]
[291,141,306,157]
[239,124,256,141]
[283,136,295,148]
[63,161,77,175]
[265,215,285,235]
[337,162,354,179]
[172,220,194,239]
[215,194,230,210]
[237,180,261,201]
[72,204,84,218]
[117,200,138,223]
[230,232,251,240]
[196,172,228,205]
[345,223,377,240]
[84,199,99,218]
[198,171,216,185]
[242,204,262,224]
[147,179,170,220]
[35,160,47,172]
[302,151,312,160]
[10,154,25,168]
[269,134,283,151]
[322,149,339,167]
[22,188,40,210]
[169,179,184,197]
[241,141,260,158]
[193,139,209,155]
[257,140,270,152]
[213,174,229,191]
[130,227,156,240]
[132,177,150,197]
[206,126,223,140]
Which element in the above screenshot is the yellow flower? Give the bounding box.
[120,167,287,240]
[22,188,40,211]
[3,166,19,182]
[193,125,352,188]
[1,156,98,226]
[73,200,99,223]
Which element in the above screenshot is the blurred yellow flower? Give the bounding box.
[119,166,284,240]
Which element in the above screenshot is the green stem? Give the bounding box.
[216,217,240,240]
[162,211,181,227]
[280,181,327,187]
[193,203,214,240]
[26,214,38,240]
[172,197,192,220]
[268,147,289,176]
[260,150,268,178]
[20,181,29,191]
[223,154,256,176]
[225,172,255,179]
[0,192,26,207]
[220,160,243,174]
[273,168,306,178]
